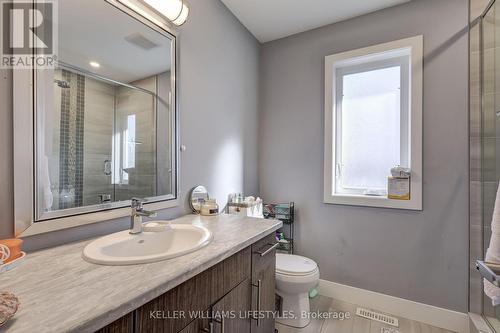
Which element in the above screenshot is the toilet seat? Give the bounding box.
[276,254,318,276]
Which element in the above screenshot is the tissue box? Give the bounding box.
[388,177,410,200]
[228,202,263,218]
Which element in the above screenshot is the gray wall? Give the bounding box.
[0,0,470,313]
[0,0,260,249]
[259,0,469,312]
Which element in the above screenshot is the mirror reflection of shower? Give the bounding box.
[33,0,176,222]
[44,65,170,213]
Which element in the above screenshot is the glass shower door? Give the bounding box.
[481,0,500,330]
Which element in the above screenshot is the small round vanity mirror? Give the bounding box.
[189,186,210,213]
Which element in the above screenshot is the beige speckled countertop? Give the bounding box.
[0,214,282,333]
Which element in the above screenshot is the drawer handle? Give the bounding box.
[255,243,279,257]
[251,279,262,326]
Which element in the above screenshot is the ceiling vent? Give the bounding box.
[124,33,159,50]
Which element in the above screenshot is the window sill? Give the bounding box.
[324,193,422,211]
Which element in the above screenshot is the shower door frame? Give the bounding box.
[471,0,500,331]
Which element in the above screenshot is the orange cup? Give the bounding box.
[0,239,23,263]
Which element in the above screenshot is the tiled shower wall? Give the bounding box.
[82,77,115,206]
[51,70,171,208]
[51,70,116,208]
[58,69,85,209]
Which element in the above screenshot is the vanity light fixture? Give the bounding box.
[136,0,189,26]
[89,61,101,68]
[171,0,189,26]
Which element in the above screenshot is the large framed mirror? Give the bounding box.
[14,0,179,236]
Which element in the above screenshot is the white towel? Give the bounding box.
[484,183,500,306]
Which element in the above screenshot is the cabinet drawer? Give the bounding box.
[251,233,277,282]
[251,233,277,333]
[212,278,251,333]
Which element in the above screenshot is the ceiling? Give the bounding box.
[220,0,411,43]
[58,0,171,83]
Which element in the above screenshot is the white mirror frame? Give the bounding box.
[13,0,180,237]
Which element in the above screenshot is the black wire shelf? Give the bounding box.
[263,203,294,254]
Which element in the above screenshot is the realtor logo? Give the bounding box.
[1,0,57,68]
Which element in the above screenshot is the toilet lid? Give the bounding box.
[276,254,318,276]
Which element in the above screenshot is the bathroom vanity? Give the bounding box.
[3,0,283,331]
[0,215,281,333]
[98,232,276,333]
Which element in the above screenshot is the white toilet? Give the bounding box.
[276,253,320,328]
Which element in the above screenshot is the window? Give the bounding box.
[111,114,137,185]
[324,36,423,210]
[124,114,137,169]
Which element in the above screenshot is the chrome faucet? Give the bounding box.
[130,198,158,234]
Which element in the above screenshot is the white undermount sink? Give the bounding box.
[82,222,213,265]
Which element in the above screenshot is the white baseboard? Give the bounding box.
[317,279,469,333]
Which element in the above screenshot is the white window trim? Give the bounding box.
[324,35,423,210]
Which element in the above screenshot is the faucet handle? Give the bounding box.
[131,197,147,209]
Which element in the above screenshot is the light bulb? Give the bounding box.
[143,0,183,21]
[172,3,189,26]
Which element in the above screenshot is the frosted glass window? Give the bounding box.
[337,66,401,193]
[324,36,422,209]
[334,57,409,196]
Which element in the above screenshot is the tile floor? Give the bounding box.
[275,296,456,333]
[486,316,500,332]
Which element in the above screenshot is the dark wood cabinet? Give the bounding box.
[212,278,251,333]
[178,315,210,333]
[251,234,277,333]
[135,247,251,333]
[95,234,276,333]
[135,268,213,333]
